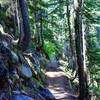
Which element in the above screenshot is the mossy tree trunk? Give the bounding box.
[74,0,89,99]
[18,0,31,51]
[67,0,77,72]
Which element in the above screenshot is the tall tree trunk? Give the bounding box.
[12,14,16,36]
[74,0,89,99]
[36,10,41,52]
[17,0,24,44]
[40,11,44,49]
[63,1,68,60]
[36,9,44,52]
[67,0,77,72]
[12,0,17,37]
[18,0,31,51]
[33,1,44,52]
[33,3,38,49]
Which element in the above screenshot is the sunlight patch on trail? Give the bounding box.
[46,64,75,100]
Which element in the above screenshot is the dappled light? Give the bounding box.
[46,65,78,100]
[0,0,100,100]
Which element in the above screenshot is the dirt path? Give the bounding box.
[46,62,77,100]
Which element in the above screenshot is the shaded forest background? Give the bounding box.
[0,0,100,100]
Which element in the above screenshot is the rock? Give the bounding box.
[33,93,46,100]
[12,69,19,79]
[11,51,19,64]
[23,79,40,91]
[23,52,41,73]
[39,87,56,100]
[12,94,33,100]
[39,57,49,69]
[19,64,32,78]
[0,57,8,89]
[0,91,33,100]
[2,41,9,48]
[0,92,9,100]
[0,57,8,77]
[0,41,19,64]
[31,53,40,73]
[0,40,11,55]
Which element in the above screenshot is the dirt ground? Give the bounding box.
[46,62,77,100]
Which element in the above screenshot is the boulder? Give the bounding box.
[39,87,56,100]
[12,94,33,100]
[19,64,32,79]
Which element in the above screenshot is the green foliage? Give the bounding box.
[95,71,100,81]
[87,26,100,99]
[43,41,62,59]
[87,31,100,65]
[84,0,100,23]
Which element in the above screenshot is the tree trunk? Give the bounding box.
[74,0,89,99]
[12,0,17,37]
[35,9,44,52]
[36,10,41,52]
[18,0,31,51]
[67,0,77,72]
[12,14,16,36]
[17,0,24,44]
[40,11,44,49]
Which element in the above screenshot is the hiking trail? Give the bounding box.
[46,60,77,100]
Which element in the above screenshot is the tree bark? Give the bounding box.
[12,0,17,37]
[18,0,31,51]
[74,0,89,99]
[17,0,24,44]
[67,0,77,72]
[40,11,44,49]
[35,9,44,52]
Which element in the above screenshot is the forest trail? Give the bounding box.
[46,61,77,100]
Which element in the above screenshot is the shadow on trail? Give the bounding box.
[46,67,62,72]
[46,62,77,100]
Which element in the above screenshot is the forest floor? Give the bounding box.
[46,60,78,100]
